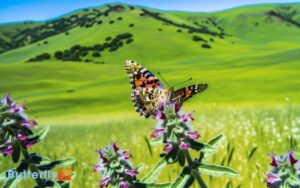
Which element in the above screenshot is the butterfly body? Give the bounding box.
[125,60,208,118]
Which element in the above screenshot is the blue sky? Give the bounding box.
[0,0,299,23]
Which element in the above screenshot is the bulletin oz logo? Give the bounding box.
[7,168,73,181]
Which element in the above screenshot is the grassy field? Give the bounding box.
[0,2,300,188]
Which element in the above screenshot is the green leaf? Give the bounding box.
[150,135,164,145]
[0,153,4,159]
[208,135,224,148]
[55,158,76,168]
[1,177,21,188]
[37,158,76,171]
[37,127,49,141]
[143,183,171,188]
[11,137,20,163]
[137,163,145,173]
[144,136,153,156]
[286,175,300,186]
[39,156,52,165]
[141,157,167,183]
[191,170,207,188]
[170,174,191,188]
[190,140,215,153]
[0,170,8,181]
[198,163,239,177]
[177,150,185,167]
[227,147,235,165]
[248,146,257,160]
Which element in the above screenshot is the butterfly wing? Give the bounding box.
[125,60,165,118]
[171,84,208,105]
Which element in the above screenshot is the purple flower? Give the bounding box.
[174,102,181,113]
[92,163,103,173]
[9,103,26,113]
[180,140,190,150]
[120,181,129,188]
[97,150,108,164]
[125,169,137,179]
[185,131,201,140]
[151,128,166,138]
[100,177,111,188]
[269,154,278,168]
[16,132,34,148]
[163,142,173,153]
[265,173,280,187]
[121,150,131,160]
[112,143,119,153]
[179,113,194,123]
[0,143,13,156]
[25,142,33,148]
[159,104,165,112]
[17,132,27,141]
[3,94,13,106]
[21,120,38,128]
[288,150,298,166]
[152,110,166,120]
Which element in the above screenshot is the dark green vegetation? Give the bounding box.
[0,3,300,188]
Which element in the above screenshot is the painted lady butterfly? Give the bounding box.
[125,60,208,118]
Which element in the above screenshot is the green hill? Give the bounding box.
[0,3,300,118]
[1,3,300,188]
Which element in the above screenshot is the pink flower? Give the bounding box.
[180,140,190,150]
[21,120,38,127]
[112,143,119,153]
[25,142,33,148]
[288,150,298,166]
[97,150,108,164]
[17,133,34,148]
[3,94,13,106]
[152,110,166,120]
[17,132,27,141]
[269,154,278,168]
[100,177,111,188]
[151,128,166,138]
[9,103,26,113]
[121,150,131,160]
[159,104,165,112]
[125,169,137,178]
[163,142,173,153]
[264,173,280,187]
[120,181,129,188]
[185,131,200,140]
[179,113,194,123]
[0,143,13,156]
[92,163,103,173]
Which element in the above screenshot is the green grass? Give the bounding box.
[0,2,300,188]
[1,104,300,187]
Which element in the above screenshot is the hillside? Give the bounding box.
[0,3,300,118]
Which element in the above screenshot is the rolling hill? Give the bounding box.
[0,3,300,118]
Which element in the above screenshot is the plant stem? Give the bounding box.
[183,150,207,188]
[183,150,193,165]
[191,169,207,188]
[21,146,44,186]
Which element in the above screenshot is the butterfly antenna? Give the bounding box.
[173,77,192,87]
[157,72,170,87]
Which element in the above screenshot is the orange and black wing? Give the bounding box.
[171,84,208,105]
[125,60,164,118]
